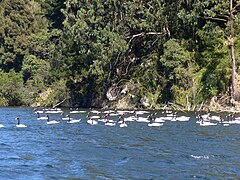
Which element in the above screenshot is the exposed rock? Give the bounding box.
[106,86,119,101]
[140,97,150,108]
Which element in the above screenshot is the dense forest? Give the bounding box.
[0,0,240,110]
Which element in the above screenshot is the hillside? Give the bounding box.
[0,0,240,110]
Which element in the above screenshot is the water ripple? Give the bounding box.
[0,108,240,179]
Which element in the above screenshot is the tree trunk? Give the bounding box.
[230,0,236,99]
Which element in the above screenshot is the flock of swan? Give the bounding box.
[1,107,239,128]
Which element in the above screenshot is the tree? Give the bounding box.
[0,0,51,72]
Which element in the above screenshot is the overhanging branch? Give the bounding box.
[203,16,228,22]
[127,32,166,44]
[233,3,240,12]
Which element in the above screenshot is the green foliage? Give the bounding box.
[159,39,198,107]
[0,70,23,106]
[0,0,49,71]
[0,0,238,109]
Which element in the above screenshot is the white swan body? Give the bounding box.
[136,111,150,115]
[91,116,100,119]
[70,110,81,114]
[211,116,221,121]
[16,124,27,128]
[109,113,119,116]
[105,122,116,126]
[90,110,101,114]
[223,120,240,124]
[124,116,137,122]
[160,116,173,121]
[67,119,81,124]
[136,117,150,123]
[176,116,190,122]
[45,115,59,124]
[148,123,163,127]
[100,119,115,123]
[0,124,4,128]
[45,108,63,114]
[35,110,44,114]
[62,117,73,121]
[16,117,27,128]
[120,123,128,128]
[200,122,217,126]
[98,118,107,122]
[37,116,48,120]
[47,120,59,125]
[87,119,98,125]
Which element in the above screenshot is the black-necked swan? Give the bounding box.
[46,115,60,125]
[61,113,73,121]
[104,118,115,126]
[87,118,98,125]
[119,117,127,127]
[36,112,48,120]
[148,122,163,127]
[16,117,27,128]
[66,115,81,124]
[147,114,163,127]
[120,123,127,128]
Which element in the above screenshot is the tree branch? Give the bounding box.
[127,32,166,44]
[203,16,228,22]
[233,3,240,12]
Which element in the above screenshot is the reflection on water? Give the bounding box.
[0,108,240,179]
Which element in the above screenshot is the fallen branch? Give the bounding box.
[52,97,69,108]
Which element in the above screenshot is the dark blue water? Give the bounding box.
[0,107,240,179]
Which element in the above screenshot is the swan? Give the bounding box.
[61,114,73,121]
[16,117,27,128]
[0,124,4,128]
[224,120,240,124]
[34,110,44,114]
[124,116,137,122]
[136,117,150,123]
[70,110,81,114]
[159,116,173,121]
[105,120,116,126]
[199,121,217,126]
[109,113,119,116]
[154,118,165,123]
[90,110,101,114]
[176,116,190,122]
[120,122,128,128]
[67,119,81,124]
[46,115,60,125]
[148,122,163,127]
[91,116,101,119]
[36,112,48,120]
[98,118,108,122]
[65,115,81,124]
[45,108,63,114]
[136,111,150,114]
[87,118,98,125]
[211,115,221,121]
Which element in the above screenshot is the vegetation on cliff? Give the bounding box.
[0,0,240,110]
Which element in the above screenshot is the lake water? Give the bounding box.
[0,107,240,179]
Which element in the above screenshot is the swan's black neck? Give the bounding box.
[16,117,20,125]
